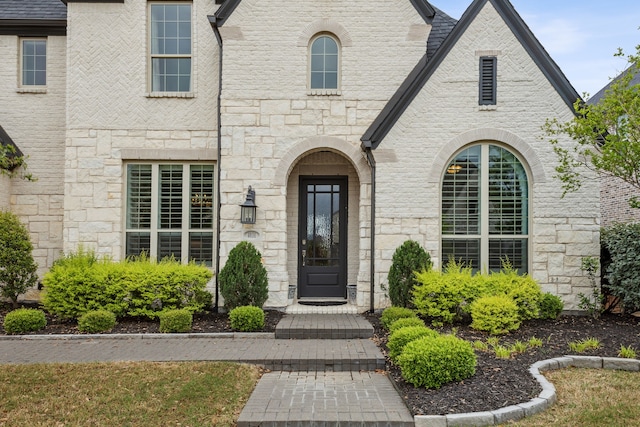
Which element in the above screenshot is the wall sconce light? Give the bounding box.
[447,164,463,174]
[240,186,257,224]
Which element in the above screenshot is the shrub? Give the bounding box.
[158,309,193,333]
[602,223,640,312]
[388,241,431,308]
[380,307,417,330]
[42,250,212,320]
[0,211,38,308]
[77,309,117,333]
[539,292,564,319]
[219,242,268,310]
[396,334,477,389]
[484,266,542,321]
[388,317,426,334]
[387,325,438,362]
[470,295,521,335]
[229,306,265,332]
[3,308,46,334]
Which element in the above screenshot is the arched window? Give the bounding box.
[310,35,339,90]
[441,144,529,273]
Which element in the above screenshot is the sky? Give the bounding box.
[434,0,639,97]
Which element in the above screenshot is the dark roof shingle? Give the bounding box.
[0,0,66,21]
[588,67,640,105]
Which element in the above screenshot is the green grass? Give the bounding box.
[0,361,261,427]
[568,337,601,353]
[510,368,640,427]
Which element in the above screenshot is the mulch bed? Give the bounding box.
[1,304,639,415]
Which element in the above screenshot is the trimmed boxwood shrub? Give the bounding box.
[396,334,477,389]
[388,240,431,308]
[158,309,193,333]
[470,295,521,335]
[387,325,439,362]
[42,250,212,320]
[539,292,564,319]
[388,317,426,334]
[3,308,47,334]
[380,307,417,330]
[0,211,38,309]
[229,305,265,332]
[77,309,117,333]
[219,242,268,310]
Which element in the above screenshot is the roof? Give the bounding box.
[426,6,458,60]
[0,0,67,36]
[588,66,640,105]
[362,0,582,149]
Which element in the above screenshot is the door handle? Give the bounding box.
[302,249,306,267]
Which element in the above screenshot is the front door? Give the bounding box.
[298,177,347,298]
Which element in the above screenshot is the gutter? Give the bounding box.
[208,15,223,313]
[362,143,376,313]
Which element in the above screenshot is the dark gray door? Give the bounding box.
[298,177,347,298]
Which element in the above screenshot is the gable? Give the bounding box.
[362,0,581,149]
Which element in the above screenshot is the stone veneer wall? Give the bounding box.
[601,174,640,227]
[372,2,600,310]
[0,34,66,278]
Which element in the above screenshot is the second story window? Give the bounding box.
[150,3,192,92]
[21,39,47,86]
[310,35,339,90]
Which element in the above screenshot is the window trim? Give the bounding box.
[440,143,531,273]
[479,56,497,106]
[20,37,47,88]
[148,1,193,94]
[308,33,341,94]
[124,162,215,266]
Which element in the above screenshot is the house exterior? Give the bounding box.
[0,0,600,311]
[589,68,640,227]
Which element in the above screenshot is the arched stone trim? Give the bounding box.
[427,128,547,184]
[297,19,353,47]
[273,137,370,187]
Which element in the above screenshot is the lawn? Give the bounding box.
[0,361,261,427]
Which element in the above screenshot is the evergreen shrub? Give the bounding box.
[602,222,640,312]
[539,292,564,319]
[77,309,117,333]
[3,308,46,334]
[397,334,477,389]
[387,325,438,362]
[158,309,192,333]
[219,242,268,310]
[0,211,38,308]
[380,307,417,330]
[388,240,431,308]
[470,295,521,335]
[388,317,426,334]
[229,305,265,332]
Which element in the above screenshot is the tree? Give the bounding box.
[388,240,431,308]
[219,241,268,310]
[544,45,640,208]
[0,211,38,308]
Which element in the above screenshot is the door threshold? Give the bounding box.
[297,298,348,307]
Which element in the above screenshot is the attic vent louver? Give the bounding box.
[479,57,497,105]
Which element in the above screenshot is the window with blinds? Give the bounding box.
[479,57,497,105]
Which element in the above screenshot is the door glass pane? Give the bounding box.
[159,165,183,229]
[305,183,340,267]
[126,164,152,229]
[488,146,528,235]
[442,146,481,235]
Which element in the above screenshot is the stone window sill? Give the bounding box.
[308,89,342,96]
[17,87,47,94]
[146,92,195,99]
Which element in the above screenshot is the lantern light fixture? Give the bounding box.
[240,186,257,224]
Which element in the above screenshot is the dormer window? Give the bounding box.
[310,35,339,91]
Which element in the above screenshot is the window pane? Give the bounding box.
[22,40,47,86]
[311,55,324,72]
[310,72,324,89]
[190,165,214,229]
[442,239,480,271]
[324,37,338,54]
[488,146,528,235]
[189,232,213,267]
[325,72,338,89]
[489,239,528,274]
[150,3,191,92]
[442,146,480,235]
[159,165,183,229]
[126,164,152,229]
[126,232,151,258]
[325,54,338,71]
[158,232,182,261]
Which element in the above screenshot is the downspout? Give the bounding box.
[363,146,376,313]
[209,16,223,313]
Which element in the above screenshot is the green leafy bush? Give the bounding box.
[388,240,431,308]
[397,334,477,389]
[77,309,117,333]
[0,211,38,308]
[387,326,438,362]
[388,317,426,334]
[539,292,564,319]
[3,308,46,334]
[483,266,542,321]
[219,242,268,310]
[380,307,417,330]
[229,306,265,332]
[470,295,521,335]
[602,223,640,312]
[42,250,212,320]
[158,309,193,333]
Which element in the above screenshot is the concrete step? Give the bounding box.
[237,371,415,427]
[275,314,374,339]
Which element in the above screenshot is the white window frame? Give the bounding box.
[20,38,47,87]
[148,2,193,93]
[441,143,531,273]
[124,162,215,266]
[308,33,340,95]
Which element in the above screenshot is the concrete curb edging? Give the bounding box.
[414,356,640,427]
[0,332,275,341]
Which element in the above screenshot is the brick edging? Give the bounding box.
[414,356,640,427]
[0,332,275,341]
